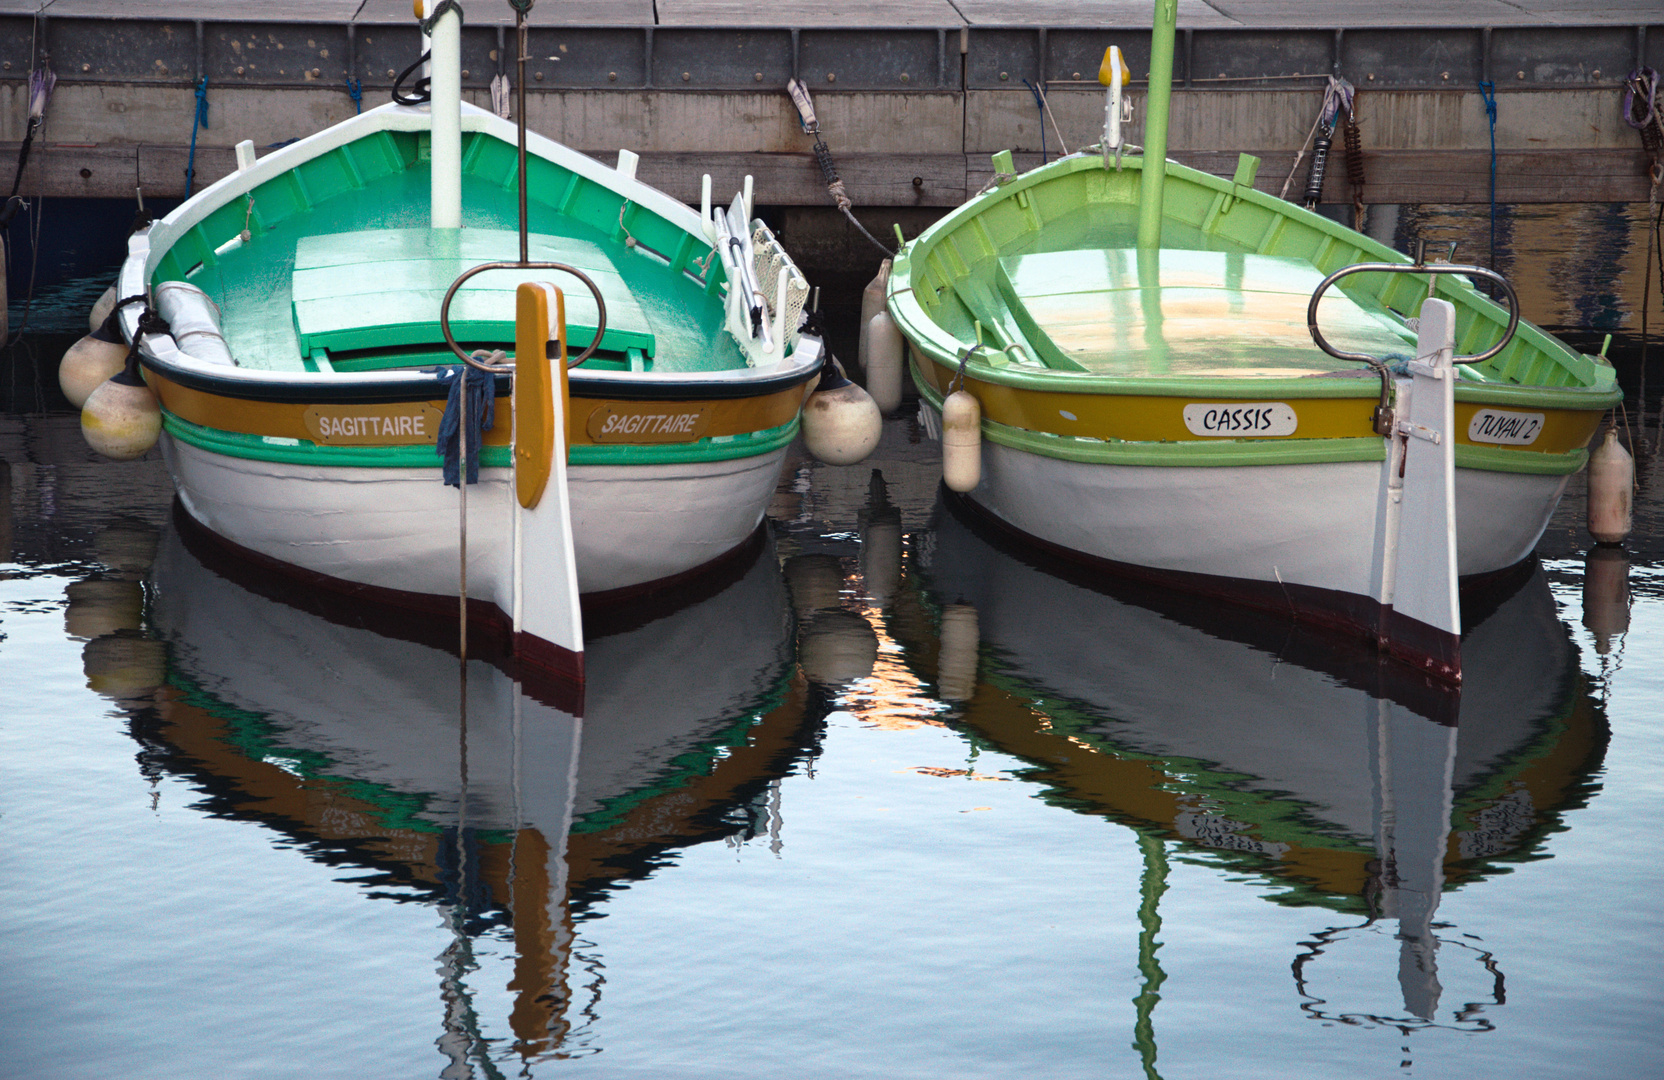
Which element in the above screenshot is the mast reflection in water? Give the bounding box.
[895,492,1605,1054]
[68,466,1611,1075]
[121,516,817,1069]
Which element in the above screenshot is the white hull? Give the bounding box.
[928,406,1567,599]
[163,435,788,601]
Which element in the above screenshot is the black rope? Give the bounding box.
[111,305,172,386]
[419,0,465,35]
[810,135,896,257]
[8,114,39,200]
[1342,104,1366,230]
[393,51,433,106]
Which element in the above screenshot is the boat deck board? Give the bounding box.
[995,249,1415,378]
[186,159,742,376]
[292,228,654,358]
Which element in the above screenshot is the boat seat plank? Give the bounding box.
[994,248,1416,378]
[291,227,654,358]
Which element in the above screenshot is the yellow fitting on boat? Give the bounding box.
[513,281,566,509]
[1099,46,1130,88]
[413,0,424,18]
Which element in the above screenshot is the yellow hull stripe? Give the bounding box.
[916,355,1603,457]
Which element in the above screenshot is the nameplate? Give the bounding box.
[586,403,711,443]
[303,403,444,445]
[1182,403,1297,437]
[1467,409,1544,446]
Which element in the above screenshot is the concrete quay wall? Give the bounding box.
[0,2,1658,206]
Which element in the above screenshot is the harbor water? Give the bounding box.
[1,203,1660,1078]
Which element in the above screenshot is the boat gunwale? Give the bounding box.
[118,99,819,394]
[886,151,1620,409]
[912,366,1592,476]
[139,347,823,405]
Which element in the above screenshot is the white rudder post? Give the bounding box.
[1381,297,1461,681]
[510,281,585,691]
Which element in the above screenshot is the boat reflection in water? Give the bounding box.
[902,494,1606,1041]
[109,513,814,1066]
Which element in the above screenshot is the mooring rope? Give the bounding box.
[184,76,209,196]
[787,78,897,257]
[1478,79,1498,271]
[1280,76,1353,206]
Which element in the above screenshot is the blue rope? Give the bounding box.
[1479,79,1497,268]
[185,76,208,196]
[346,76,363,114]
[435,365,496,487]
[1022,79,1048,165]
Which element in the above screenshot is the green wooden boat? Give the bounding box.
[92,3,833,689]
[883,3,1623,682]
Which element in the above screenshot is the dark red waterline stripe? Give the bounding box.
[948,489,1464,685]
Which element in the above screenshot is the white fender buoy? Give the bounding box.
[941,390,982,493]
[89,284,117,332]
[1587,427,1633,544]
[865,311,905,414]
[860,470,902,607]
[94,522,161,578]
[857,258,891,376]
[82,634,167,703]
[802,359,882,466]
[936,603,979,702]
[81,365,162,461]
[59,314,129,408]
[784,553,845,620]
[64,578,145,641]
[1582,545,1630,655]
[798,610,879,686]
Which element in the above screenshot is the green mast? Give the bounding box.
[1135,0,1178,249]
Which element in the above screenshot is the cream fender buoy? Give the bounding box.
[784,553,845,620]
[857,258,891,376]
[1587,427,1633,544]
[941,390,982,493]
[59,312,129,408]
[864,311,904,414]
[798,610,879,686]
[64,578,145,641]
[860,470,902,607]
[936,603,979,702]
[1582,545,1630,656]
[94,521,161,577]
[82,634,167,703]
[81,362,161,461]
[89,284,117,332]
[802,359,881,466]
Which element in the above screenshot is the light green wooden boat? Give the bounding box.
[884,2,1622,681]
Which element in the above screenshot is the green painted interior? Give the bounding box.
[892,153,1619,404]
[994,248,1417,377]
[155,129,735,375]
[292,228,655,358]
